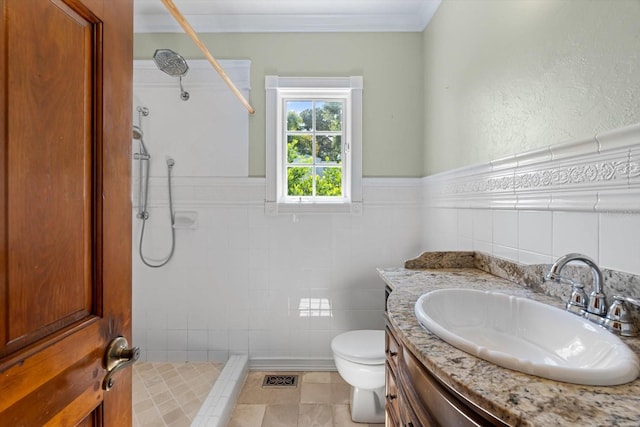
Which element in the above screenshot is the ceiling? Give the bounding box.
[134,0,442,33]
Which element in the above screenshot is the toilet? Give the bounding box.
[331,330,386,423]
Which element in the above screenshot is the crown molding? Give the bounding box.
[135,14,430,33]
[133,1,442,33]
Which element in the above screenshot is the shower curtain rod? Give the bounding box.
[160,0,256,115]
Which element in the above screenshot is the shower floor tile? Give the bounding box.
[228,371,385,427]
[133,361,223,427]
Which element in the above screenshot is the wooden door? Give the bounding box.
[0,0,133,425]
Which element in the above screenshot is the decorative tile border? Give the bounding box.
[424,123,640,212]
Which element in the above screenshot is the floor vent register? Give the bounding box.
[262,374,299,388]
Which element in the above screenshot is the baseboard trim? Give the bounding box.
[249,357,336,371]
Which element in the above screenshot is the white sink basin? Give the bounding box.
[414,289,640,386]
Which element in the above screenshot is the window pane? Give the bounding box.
[287,135,313,163]
[316,167,342,196]
[315,102,342,131]
[286,100,312,131]
[287,166,313,196]
[316,135,342,163]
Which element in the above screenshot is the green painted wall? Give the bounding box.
[136,1,640,178]
[134,33,424,177]
[422,0,640,175]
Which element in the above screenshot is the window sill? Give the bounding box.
[264,201,362,216]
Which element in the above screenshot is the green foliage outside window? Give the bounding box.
[286,101,344,198]
[316,167,342,196]
[287,167,313,196]
[287,166,342,197]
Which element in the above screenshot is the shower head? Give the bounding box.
[133,125,143,140]
[153,49,190,101]
[153,49,189,77]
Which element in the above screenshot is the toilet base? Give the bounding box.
[349,385,385,423]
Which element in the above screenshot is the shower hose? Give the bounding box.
[139,159,176,268]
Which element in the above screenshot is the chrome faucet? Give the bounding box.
[545,253,607,322]
[546,253,640,337]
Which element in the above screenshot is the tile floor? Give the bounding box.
[227,371,385,427]
[133,361,223,427]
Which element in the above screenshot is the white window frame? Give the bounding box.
[265,76,363,215]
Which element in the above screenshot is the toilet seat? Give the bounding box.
[331,330,385,365]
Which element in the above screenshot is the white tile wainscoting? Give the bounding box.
[132,178,424,366]
[422,122,640,275]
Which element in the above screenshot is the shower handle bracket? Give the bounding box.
[102,336,140,391]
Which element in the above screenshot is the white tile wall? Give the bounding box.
[492,210,518,261]
[135,174,640,366]
[552,212,600,261]
[473,209,493,244]
[424,205,640,275]
[600,213,640,274]
[518,210,554,265]
[133,179,422,364]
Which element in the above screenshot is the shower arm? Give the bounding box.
[160,0,256,115]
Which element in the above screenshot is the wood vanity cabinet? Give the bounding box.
[385,325,401,427]
[385,318,508,427]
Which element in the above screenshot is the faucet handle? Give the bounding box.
[544,273,587,315]
[566,283,588,315]
[613,295,640,308]
[603,296,640,337]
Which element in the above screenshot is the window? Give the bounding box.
[265,76,363,214]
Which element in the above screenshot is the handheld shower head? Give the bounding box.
[153,49,190,101]
[132,125,150,159]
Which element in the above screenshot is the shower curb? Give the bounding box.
[191,354,249,427]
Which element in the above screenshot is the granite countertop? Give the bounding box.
[380,252,640,427]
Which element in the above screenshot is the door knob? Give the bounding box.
[103,336,140,391]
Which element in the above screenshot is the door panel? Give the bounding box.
[0,0,132,425]
[0,323,103,426]
[5,0,95,354]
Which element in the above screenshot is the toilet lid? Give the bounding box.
[331,330,385,365]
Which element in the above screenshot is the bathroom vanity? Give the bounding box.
[381,252,640,426]
[385,318,508,426]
